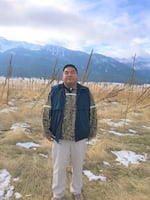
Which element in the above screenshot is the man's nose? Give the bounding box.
[67,73,73,76]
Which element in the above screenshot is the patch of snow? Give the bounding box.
[128,129,137,134]
[16,142,40,150]
[109,130,134,136]
[112,150,147,167]
[8,100,15,106]
[10,122,30,132]
[0,169,22,199]
[101,118,132,127]
[15,192,23,199]
[39,153,48,158]
[0,169,11,199]
[103,161,111,166]
[143,125,150,129]
[13,177,20,182]
[83,170,107,181]
[5,185,14,199]
[87,138,98,145]
[0,107,18,114]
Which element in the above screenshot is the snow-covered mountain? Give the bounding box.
[116,56,150,70]
[0,36,42,52]
[0,37,150,84]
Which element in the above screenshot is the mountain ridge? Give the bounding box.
[0,37,150,84]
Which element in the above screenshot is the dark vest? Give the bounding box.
[49,83,91,142]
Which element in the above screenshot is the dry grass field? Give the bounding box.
[0,78,150,200]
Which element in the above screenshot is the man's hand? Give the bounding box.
[47,134,56,142]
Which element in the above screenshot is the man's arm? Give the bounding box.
[89,92,97,139]
[42,93,55,141]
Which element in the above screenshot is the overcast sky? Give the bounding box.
[0,0,150,58]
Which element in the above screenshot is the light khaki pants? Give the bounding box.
[52,139,87,198]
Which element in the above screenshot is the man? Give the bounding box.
[43,64,97,200]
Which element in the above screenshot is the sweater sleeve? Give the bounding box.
[42,92,53,137]
[89,91,97,139]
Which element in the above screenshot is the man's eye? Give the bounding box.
[64,71,76,75]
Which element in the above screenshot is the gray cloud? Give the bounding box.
[0,0,150,58]
[0,0,82,28]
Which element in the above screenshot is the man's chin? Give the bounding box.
[66,80,74,84]
[65,81,76,87]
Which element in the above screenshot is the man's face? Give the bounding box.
[63,67,78,87]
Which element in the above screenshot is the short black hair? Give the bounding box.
[63,64,78,73]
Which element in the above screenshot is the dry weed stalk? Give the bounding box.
[81,49,93,84]
[124,54,136,115]
[132,85,150,110]
[31,61,59,109]
[0,55,13,104]
[95,85,124,104]
[124,54,150,115]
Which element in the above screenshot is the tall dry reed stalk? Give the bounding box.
[81,49,93,84]
[31,60,59,109]
[123,54,136,119]
[0,55,13,104]
[123,54,150,116]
